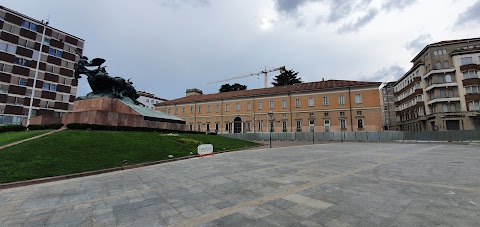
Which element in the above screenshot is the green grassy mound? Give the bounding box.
[0,130,259,183]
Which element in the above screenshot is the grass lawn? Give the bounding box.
[0,130,52,147]
[0,130,259,183]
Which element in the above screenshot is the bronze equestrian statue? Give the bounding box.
[74,49,140,104]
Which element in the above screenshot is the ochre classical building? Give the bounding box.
[155,80,382,134]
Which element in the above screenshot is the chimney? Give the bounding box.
[186,88,203,97]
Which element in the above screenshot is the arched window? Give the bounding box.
[443,61,449,69]
[445,74,452,83]
[435,61,442,70]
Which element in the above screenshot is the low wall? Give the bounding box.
[222,130,480,142]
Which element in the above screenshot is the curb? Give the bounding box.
[0,144,262,190]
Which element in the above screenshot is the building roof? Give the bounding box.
[0,5,85,41]
[137,91,168,101]
[157,80,381,106]
[411,37,480,63]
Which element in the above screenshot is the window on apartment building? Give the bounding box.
[215,123,219,132]
[197,123,201,132]
[14,57,31,67]
[463,70,478,79]
[435,61,442,70]
[340,119,346,129]
[198,106,202,113]
[22,20,37,31]
[323,96,329,106]
[445,74,452,83]
[190,106,193,113]
[357,119,364,129]
[258,121,263,131]
[0,41,16,54]
[308,98,314,107]
[324,112,329,117]
[340,111,345,116]
[269,100,274,109]
[465,86,480,94]
[167,109,171,114]
[357,111,362,116]
[207,105,210,113]
[182,108,185,114]
[443,61,449,69]
[42,83,56,91]
[43,38,50,45]
[355,94,362,104]
[338,95,345,105]
[296,120,301,132]
[295,99,300,107]
[468,101,480,111]
[146,98,149,103]
[206,123,210,132]
[247,102,251,111]
[461,57,473,65]
[225,104,230,112]
[18,78,28,86]
[174,108,178,115]
[442,104,449,113]
[258,102,262,110]
[216,105,220,112]
[282,121,287,132]
[48,48,62,58]
[236,103,240,111]
[438,75,444,83]
[282,100,287,109]
[0,63,5,72]
[246,122,251,132]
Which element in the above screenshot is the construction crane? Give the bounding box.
[207,66,286,88]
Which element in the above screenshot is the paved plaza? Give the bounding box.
[1,142,479,226]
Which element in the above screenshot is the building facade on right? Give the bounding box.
[394,38,480,131]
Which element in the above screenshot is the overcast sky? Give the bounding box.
[2,0,480,99]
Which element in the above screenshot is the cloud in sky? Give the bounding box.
[361,65,406,83]
[405,34,432,53]
[1,0,477,100]
[337,8,378,34]
[455,1,480,27]
[382,0,417,11]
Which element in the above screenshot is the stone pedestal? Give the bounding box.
[62,97,187,131]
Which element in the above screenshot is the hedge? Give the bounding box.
[28,124,64,130]
[0,125,26,133]
[65,123,212,135]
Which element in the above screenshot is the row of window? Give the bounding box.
[465,85,480,94]
[168,95,363,115]
[21,20,37,32]
[463,70,478,79]
[144,98,160,104]
[189,118,365,133]
[434,61,449,70]
[468,101,480,111]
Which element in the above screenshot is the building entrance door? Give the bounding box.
[446,120,460,130]
[233,117,242,133]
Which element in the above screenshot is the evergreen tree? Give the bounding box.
[272,70,302,86]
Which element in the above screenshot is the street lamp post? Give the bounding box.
[26,20,48,127]
[268,112,274,148]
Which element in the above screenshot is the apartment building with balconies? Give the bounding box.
[379,82,397,130]
[155,80,383,134]
[395,38,480,131]
[0,6,84,125]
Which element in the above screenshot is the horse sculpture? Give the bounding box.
[74,49,140,104]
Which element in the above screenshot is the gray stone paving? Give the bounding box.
[1,142,480,226]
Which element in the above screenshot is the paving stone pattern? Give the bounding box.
[1,142,479,226]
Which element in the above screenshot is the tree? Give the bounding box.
[272,70,302,86]
[219,83,247,92]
